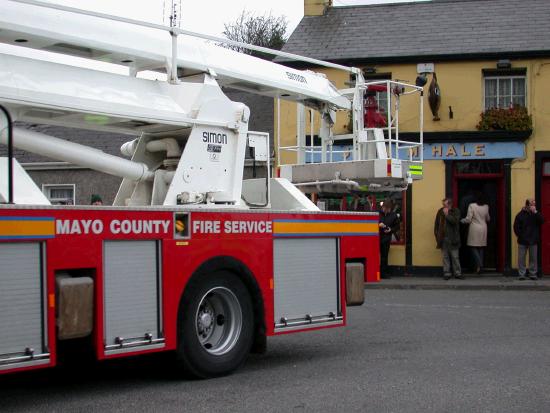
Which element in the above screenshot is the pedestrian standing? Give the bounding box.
[434,198,463,280]
[378,199,399,279]
[513,198,544,280]
[461,191,490,274]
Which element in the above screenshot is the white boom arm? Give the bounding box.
[0,128,153,181]
[0,52,203,135]
[0,0,351,110]
[0,0,423,208]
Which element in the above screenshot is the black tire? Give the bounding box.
[177,271,254,378]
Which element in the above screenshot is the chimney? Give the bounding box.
[304,0,332,16]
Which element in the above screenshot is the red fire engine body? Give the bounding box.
[0,1,424,379]
[0,207,378,377]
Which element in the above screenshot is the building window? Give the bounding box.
[484,76,526,109]
[366,80,389,113]
[316,190,406,244]
[543,161,550,177]
[42,184,75,205]
[364,72,392,114]
[454,161,503,175]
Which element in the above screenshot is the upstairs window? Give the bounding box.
[364,72,392,114]
[483,68,526,109]
[42,184,75,205]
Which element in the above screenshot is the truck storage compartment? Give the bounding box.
[56,273,94,340]
[103,240,164,354]
[0,242,49,369]
[345,262,365,306]
[273,238,342,331]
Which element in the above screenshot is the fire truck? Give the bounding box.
[0,0,424,378]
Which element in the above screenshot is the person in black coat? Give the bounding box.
[378,199,400,279]
[513,198,544,280]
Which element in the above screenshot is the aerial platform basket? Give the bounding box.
[279,80,424,193]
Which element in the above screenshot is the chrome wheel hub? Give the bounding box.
[194,287,243,356]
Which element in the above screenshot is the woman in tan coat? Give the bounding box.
[461,192,490,273]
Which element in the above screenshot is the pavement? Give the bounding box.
[366,274,550,290]
[3,289,550,412]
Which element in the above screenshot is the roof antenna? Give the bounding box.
[163,0,182,28]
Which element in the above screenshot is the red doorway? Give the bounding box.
[453,161,505,273]
[541,161,550,274]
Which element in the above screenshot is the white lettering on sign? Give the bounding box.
[57,219,104,235]
[56,219,169,235]
[193,220,221,234]
[110,220,170,234]
[192,220,272,234]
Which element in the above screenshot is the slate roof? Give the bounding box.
[279,0,550,64]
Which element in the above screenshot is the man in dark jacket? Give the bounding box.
[379,199,399,279]
[434,198,463,280]
[513,198,544,280]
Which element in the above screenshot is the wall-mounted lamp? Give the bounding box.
[497,59,512,69]
[363,67,377,74]
[415,73,428,87]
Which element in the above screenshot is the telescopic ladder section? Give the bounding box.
[0,0,423,201]
[279,80,424,193]
[0,0,350,110]
[0,0,352,209]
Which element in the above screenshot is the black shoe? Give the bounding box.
[443,275,451,280]
[529,275,538,280]
[518,275,526,281]
[455,275,465,280]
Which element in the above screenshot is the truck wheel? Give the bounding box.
[177,271,254,378]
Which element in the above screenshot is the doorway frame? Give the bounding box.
[451,161,506,272]
[535,151,550,276]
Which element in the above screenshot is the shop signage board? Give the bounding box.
[307,142,524,163]
[403,142,525,160]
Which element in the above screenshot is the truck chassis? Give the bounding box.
[0,206,378,377]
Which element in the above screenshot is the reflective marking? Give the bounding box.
[0,217,55,239]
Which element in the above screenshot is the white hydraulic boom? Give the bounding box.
[0,0,423,207]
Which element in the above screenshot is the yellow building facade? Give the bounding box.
[277,1,550,276]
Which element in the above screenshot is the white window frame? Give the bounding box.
[42,184,75,205]
[483,75,526,110]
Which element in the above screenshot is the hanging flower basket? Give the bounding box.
[476,105,532,132]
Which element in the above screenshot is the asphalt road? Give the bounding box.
[2,290,550,413]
